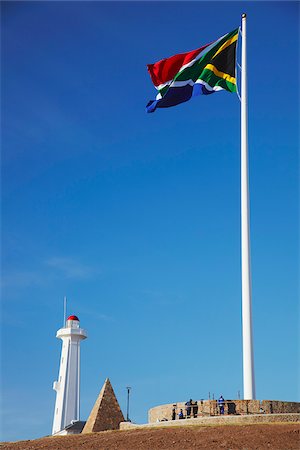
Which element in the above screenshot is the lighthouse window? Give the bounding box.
[61,357,64,364]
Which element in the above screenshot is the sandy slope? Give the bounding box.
[1,423,299,450]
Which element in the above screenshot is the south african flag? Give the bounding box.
[146,28,239,113]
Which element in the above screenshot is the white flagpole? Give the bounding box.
[241,13,256,400]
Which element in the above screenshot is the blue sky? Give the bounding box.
[1,0,299,442]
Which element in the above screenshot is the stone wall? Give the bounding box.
[148,400,300,423]
[121,413,300,430]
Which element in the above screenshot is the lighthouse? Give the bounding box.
[52,315,87,435]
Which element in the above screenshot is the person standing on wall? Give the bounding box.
[185,399,192,418]
[218,395,225,415]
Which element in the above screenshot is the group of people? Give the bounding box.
[172,399,199,420]
[171,395,226,420]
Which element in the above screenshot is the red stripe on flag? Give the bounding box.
[147,43,211,87]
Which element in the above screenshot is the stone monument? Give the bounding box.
[82,378,124,433]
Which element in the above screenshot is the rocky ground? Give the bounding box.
[1,423,299,450]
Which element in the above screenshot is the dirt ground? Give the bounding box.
[1,423,299,450]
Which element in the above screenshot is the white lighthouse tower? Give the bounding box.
[52,315,87,435]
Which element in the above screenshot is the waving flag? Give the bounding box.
[146,28,239,113]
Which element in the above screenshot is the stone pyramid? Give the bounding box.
[82,378,124,433]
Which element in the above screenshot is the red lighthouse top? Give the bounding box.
[67,315,79,321]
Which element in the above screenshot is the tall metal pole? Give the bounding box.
[241,13,256,400]
[126,386,131,421]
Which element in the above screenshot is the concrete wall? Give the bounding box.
[148,400,300,423]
